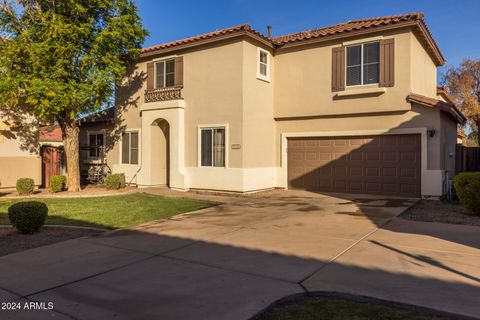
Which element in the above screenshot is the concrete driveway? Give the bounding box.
[0,190,479,320]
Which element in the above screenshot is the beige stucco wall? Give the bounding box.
[182,40,244,168]
[241,39,275,168]
[0,121,41,188]
[440,113,458,175]
[0,157,41,188]
[410,33,438,97]
[116,39,245,169]
[274,28,414,118]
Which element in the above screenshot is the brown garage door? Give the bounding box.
[288,134,421,197]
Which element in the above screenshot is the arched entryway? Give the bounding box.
[150,118,170,186]
[137,103,187,190]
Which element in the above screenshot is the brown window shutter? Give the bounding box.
[174,56,184,87]
[331,47,345,92]
[379,38,395,87]
[146,62,155,90]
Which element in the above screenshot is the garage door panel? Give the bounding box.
[365,151,380,161]
[365,167,380,177]
[400,151,416,161]
[333,180,347,192]
[319,153,332,161]
[288,134,421,197]
[382,167,397,177]
[382,183,398,194]
[365,182,381,194]
[382,151,397,161]
[349,182,364,193]
[305,152,317,161]
[399,167,416,178]
[349,151,364,161]
[349,167,363,176]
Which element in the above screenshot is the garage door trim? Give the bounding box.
[280,128,427,196]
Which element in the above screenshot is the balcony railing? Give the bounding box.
[144,86,183,103]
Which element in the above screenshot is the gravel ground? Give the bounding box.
[0,226,104,257]
[400,200,480,226]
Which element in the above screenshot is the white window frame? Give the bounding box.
[87,130,106,160]
[119,129,141,166]
[345,41,380,87]
[155,59,175,89]
[256,47,270,82]
[197,124,229,168]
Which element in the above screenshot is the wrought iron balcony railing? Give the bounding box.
[144,86,183,103]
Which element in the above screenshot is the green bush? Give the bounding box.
[16,178,35,195]
[104,173,126,190]
[454,172,480,215]
[8,201,48,234]
[50,175,67,193]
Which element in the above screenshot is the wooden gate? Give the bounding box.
[456,144,480,174]
[41,146,62,188]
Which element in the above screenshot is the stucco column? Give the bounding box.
[137,100,187,190]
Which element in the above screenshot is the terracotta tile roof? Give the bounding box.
[273,12,444,65]
[407,93,466,124]
[437,86,456,105]
[79,107,115,125]
[39,125,63,142]
[141,24,272,56]
[273,12,422,44]
[140,12,445,65]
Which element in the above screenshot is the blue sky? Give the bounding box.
[136,0,479,77]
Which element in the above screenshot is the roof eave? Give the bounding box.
[407,94,466,125]
[140,31,274,58]
[414,20,445,66]
[274,20,445,66]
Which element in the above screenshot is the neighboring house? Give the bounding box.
[456,130,466,145]
[39,125,63,147]
[39,125,65,187]
[78,108,116,182]
[82,12,466,197]
[0,119,41,188]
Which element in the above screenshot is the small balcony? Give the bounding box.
[144,86,183,103]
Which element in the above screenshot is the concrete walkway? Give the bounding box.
[0,190,478,319]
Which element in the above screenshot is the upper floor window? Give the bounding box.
[155,59,175,88]
[257,48,270,81]
[346,42,379,86]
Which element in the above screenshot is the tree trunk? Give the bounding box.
[62,121,81,192]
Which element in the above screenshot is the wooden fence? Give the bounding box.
[456,144,480,174]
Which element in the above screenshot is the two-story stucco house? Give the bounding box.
[83,12,465,198]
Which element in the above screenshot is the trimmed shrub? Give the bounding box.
[50,175,67,193]
[16,178,35,195]
[104,173,126,190]
[8,201,48,234]
[454,172,480,215]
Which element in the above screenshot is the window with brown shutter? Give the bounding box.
[146,62,155,90]
[174,56,183,87]
[379,38,394,87]
[332,47,345,92]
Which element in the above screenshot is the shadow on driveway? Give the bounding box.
[0,191,478,320]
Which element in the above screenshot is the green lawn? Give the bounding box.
[0,193,216,229]
[255,296,457,320]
